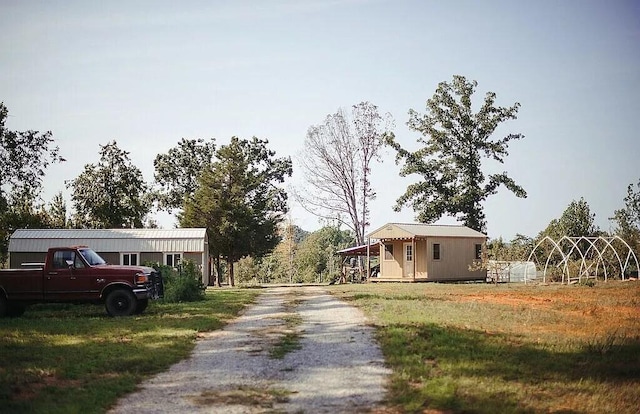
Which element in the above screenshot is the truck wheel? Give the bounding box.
[135,298,149,314]
[0,295,7,317]
[105,289,137,317]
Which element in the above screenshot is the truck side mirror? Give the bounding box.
[66,259,74,268]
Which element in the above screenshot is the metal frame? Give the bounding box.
[526,236,639,284]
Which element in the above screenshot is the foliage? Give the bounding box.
[152,137,217,212]
[235,256,263,285]
[154,260,206,302]
[386,75,526,233]
[0,102,63,263]
[180,137,292,286]
[0,289,259,413]
[294,226,353,283]
[67,141,150,228]
[47,191,68,228]
[612,178,640,256]
[296,102,393,245]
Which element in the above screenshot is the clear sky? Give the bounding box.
[1,0,639,240]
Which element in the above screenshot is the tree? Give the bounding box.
[612,179,640,253]
[537,198,599,241]
[67,141,150,228]
[152,138,217,212]
[180,137,292,286]
[48,191,68,228]
[296,102,393,246]
[295,226,353,283]
[386,75,526,233]
[0,102,63,263]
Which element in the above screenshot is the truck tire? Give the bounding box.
[105,289,137,317]
[135,298,149,314]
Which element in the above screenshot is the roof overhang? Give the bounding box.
[336,243,380,256]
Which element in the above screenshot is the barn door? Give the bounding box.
[403,242,414,278]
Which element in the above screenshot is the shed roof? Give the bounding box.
[367,223,486,240]
[8,228,208,253]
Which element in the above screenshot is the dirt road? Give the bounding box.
[109,286,390,413]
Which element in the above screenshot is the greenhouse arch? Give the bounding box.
[526,235,639,284]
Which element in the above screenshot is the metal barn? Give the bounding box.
[8,228,210,285]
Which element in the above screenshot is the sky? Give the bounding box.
[1,0,639,241]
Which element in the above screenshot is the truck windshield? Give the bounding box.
[79,248,107,266]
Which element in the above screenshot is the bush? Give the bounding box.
[150,260,206,302]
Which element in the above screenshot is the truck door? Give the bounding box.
[45,250,96,301]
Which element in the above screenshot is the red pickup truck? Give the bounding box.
[0,246,163,317]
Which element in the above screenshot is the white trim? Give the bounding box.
[120,252,140,266]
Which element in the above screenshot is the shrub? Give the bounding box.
[150,260,206,302]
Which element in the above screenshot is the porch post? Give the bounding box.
[366,236,371,281]
[412,237,416,282]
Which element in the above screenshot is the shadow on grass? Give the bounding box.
[0,289,260,414]
[379,322,640,413]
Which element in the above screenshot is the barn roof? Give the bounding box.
[367,223,486,240]
[8,228,208,253]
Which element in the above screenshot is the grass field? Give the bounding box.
[0,289,260,414]
[330,281,640,413]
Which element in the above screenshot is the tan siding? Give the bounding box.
[415,239,428,278]
[380,240,403,278]
[427,237,486,281]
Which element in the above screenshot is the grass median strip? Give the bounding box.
[269,297,303,360]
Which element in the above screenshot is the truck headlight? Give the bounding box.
[135,272,149,284]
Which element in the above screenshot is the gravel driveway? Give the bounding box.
[109,286,390,413]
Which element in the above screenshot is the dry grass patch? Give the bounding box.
[331,281,640,413]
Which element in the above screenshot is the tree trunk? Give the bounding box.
[214,256,222,287]
[227,259,235,287]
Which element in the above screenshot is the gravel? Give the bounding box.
[108,286,390,413]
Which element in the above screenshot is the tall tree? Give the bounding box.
[386,75,526,233]
[67,141,150,228]
[0,102,63,263]
[180,137,292,286]
[612,179,640,253]
[296,101,393,246]
[152,138,216,212]
[48,191,68,228]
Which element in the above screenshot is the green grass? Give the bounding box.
[0,288,260,414]
[331,282,640,414]
[269,297,303,360]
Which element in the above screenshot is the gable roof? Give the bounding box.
[8,228,208,253]
[367,223,486,240]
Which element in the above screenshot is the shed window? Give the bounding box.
[384,244,394,261]
[122,253,138,266]
[475,244,483,260]
[166,253,182,267]
[433,243,441,260]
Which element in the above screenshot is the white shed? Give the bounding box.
[8,228,210,285]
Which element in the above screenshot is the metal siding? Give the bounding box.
[8,228,207,253]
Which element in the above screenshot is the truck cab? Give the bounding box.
[0,246,163,317]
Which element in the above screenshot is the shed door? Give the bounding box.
[403,242,414,277]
